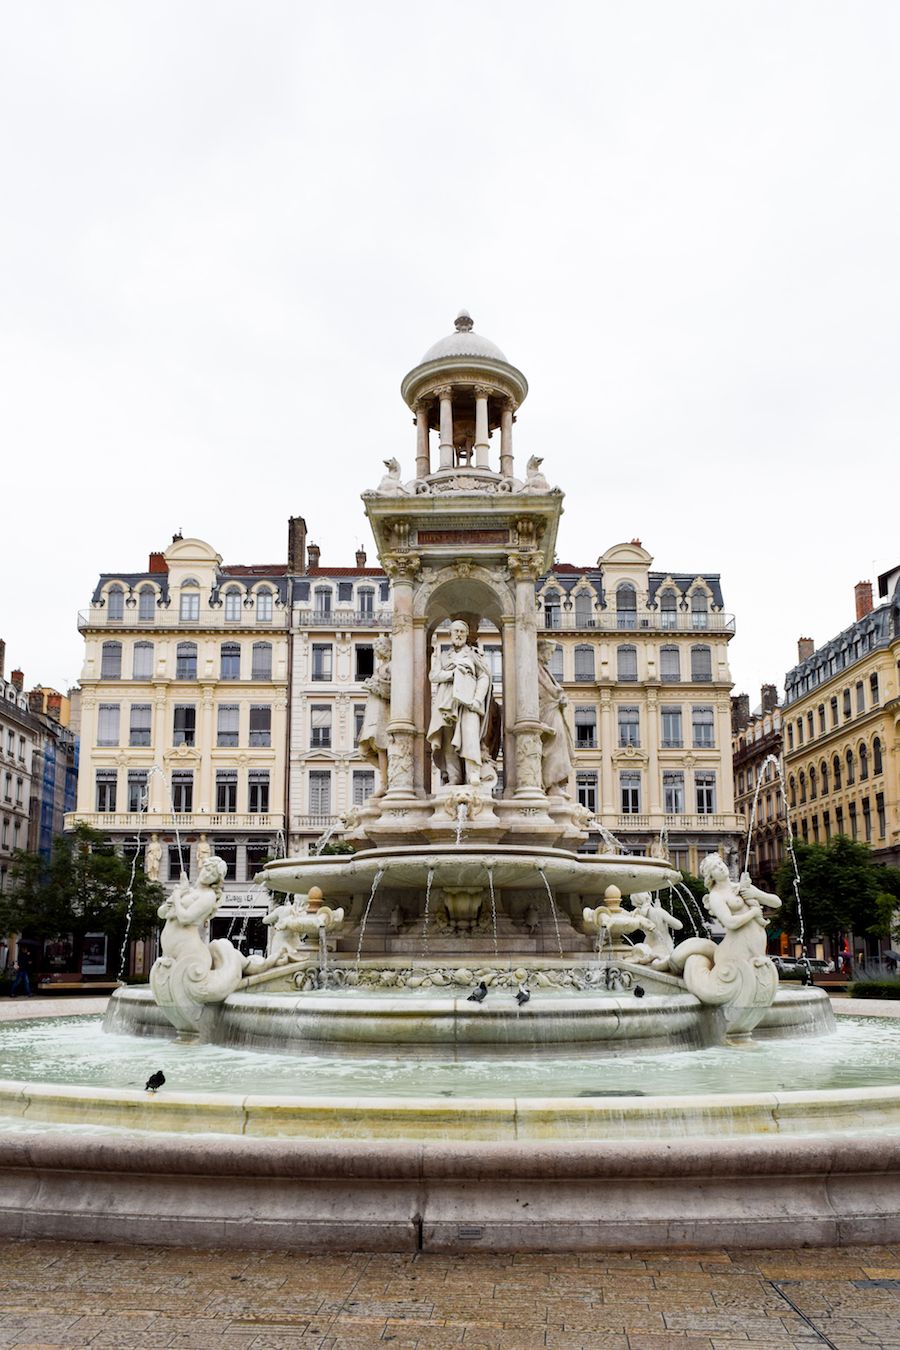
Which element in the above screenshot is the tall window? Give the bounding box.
[358,588,374,616]
[859,743,869,780]
[660,646,680,682]
[809,765,817,799]
[617,706,640,747]
[220,642,241,680]
[308,770,331,816]
[690,646,712,681]
[845,748,855,785]
[830,696,839,727]
[576,771,597,814]
[574,645,595,681]
[617,645,638,682]
[107,585,125,621]
[138,586,156,621]
[100,642,122,679]
[314,587,332,615]
[873,737,883,775]
[251,642,272,680]
[818,704,826,734]
[179,582,200,622]
[663,771,684,814]
[877,792,886,838]
[620,771,641,813]
[575,707,597,749]
[217,704,239,747]
[355,645,374,680]
[549,645,564,679]
[691,706,715,748]
[616,584,637,629]
[820,760,829,795]
[799,771,806,804]
[835,804,844,835]
[224,587,242,621]
[354,704,366,743]
[249,705,271,747]
[870,672,880,705]
[832,753,841,789]
[132,641,154,680]
[95,770,117,812]
[696,771,716,814]
[690,591,708,629]
[573,592,593,627]
[173,704,196,746]
[483,645,502,682]
[129,704,151,747]
[176,642,197,680]
[127,771,148,813]
[660,588,678,629]
[256,588,273,622]
[862,797,872,841]
[543,589,561,629]
[216,771,238,813]
[849,801,858,839]
[843,688,852,718]
[661,706,682,748]
[310,705,332,748]
[171,771,193,813]
[97,704,120,746]
[352,770,375,805]
[312,644,332,681]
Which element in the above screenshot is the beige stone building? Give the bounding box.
[731,686,784,890]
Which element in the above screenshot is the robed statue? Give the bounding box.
[427,620,494,786]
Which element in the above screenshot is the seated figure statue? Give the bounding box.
[628,892,683,970]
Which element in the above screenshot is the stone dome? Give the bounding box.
[420,310,508,365]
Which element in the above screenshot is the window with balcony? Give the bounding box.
[310,705,332,749]
[217,704,239,748]
[171,771,193,813]
[696,771,716,814]
[575,592,594,627]
[126,771,148,813]
[129,704,151,747]
[312,644,332,681]
[132,641,154,680]
[663,770,684,814]
[249,704,271,747]
[660,645,680,682]
[549,644,564,679]
[179,582,200,622]
[616,583,637,629]
[575,706,597,748]
[353,769,375,805]
[691,706,715,748]
[690,591,708,629]
[256,588,274,622]
[576,771,597,814]
[660,588,678,629]
[308,770,331,816]
[574,645,595,681]
[220,642,241,680]
[543,589,561,629]
[690,645,712,682]
[173,704,196,747]
[313,587,332,616]
[617,706,640,748]
[359,588,374,616]
[107,585,125,621]
[100,642,122,679]
[251,642,272,680]
[176,642,197,680]
[355,645,374,680]
[95,770,117,813]
[97,704,120,746]
[617,644,638,682]
[216,770,238,813]
[661,706,682,748]
[138,586,156,622]
[620,771,641,813]
[224,587,242,621]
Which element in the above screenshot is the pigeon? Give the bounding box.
[466,981,488,1003]
[145,1070,166,1093]
[515,987,531,1006]
[633,985,646,999]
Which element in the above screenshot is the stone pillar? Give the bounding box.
[474,386,490,469]
[509,553,545,798]
[412,618,429,794]
[500,400,515,479]
[599,692,614,814]
[437,386,454,469]
[197,686,214,813]
[646,690,661,817]
[415,400,431,480]
[384,555,420,798]
[501,618,518,795]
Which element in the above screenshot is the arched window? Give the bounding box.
[179,580,200,622]
[660,645,681,682]
[220,642,241,680]
[549,644,564,679]
[616,644,638,682]
[832,753,841,790]
[575,591,594,627]
[107,585,124,621]
[256,588,274,622]
[820,759,829,796]
[251,642,273,680]
[132,641,153,680]
[859,743,869,781]
[660,588,678,629]
[100,641,122,679]
[616,583,637,629]
[176,642,197,680]
[543,589,561,629]
[138,586,156,622]
[809,766,817,799]
[224,587,242,622]
[691,645,712,681]
[845,747,855,786]
[690,590,709,629]
[799,771,807,804]
[574,644,595,681]
[874,736,883,775]
[789,775,797,809]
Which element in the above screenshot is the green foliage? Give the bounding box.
[774,835,900,944]
[0,824,165,953]
[847,978,900,1000]
[319,840,354,855]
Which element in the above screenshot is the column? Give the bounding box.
[384,555,420,797]
[415,400,431,480]
[197,686,215,814]
[500,399,515,479]
[474,386,490,469]
[599,692,614,815]
[437,386,454,469]
[646,690,661,817]
[509,553,545,798]
[501,618,518,794]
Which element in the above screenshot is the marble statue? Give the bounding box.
[257,888,346,966]
[145,833,162,881]
[195,833,211,868]
[520,455,551,493]
[583,885,652,946]
[358,635,392,793]
[375,457,408,495]
[427,621,494,786]
[627,892,683,970]
[537,639,575,796]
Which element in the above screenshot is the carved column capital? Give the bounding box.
[507,551,544,581]
[435,385,453,401]
[383,554,421,582]
[473,384,491,400]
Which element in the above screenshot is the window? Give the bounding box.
[843,688,851,718]
[95,770,117,812]
[575,707,597,749]
[787,724,794,751]
[97,704,120,746]
[312,644,332,681]
[338,581,353,604]
[249,705,271,747]
[217,704,239,747]
[358,588,374,616]
[179,583,200,622]
[789,775,796,808]
[176,642,197,680]
[823,809,831,841]
[862,797,872,842]
[830,696,838,727]
[616,584,637,629]
[812,814,819,843]
[256,588,273,622]
[575,592,594,626]
[818,705,826,734]
[691,646,712,682]
[660,588,678,629]
[246,842,271,877]
[216,770,238,813]
[856,681,865,714]
[355,645,374,680]
[877,792,886,838]
[5,731,12,756]
[308,770,331,816]
[870,672,880,706]
[690,591,708,629]
[483,645,502,682]
[100,641,122,679]
[127,771,148,813]
[820,760,829,795]
[543,589,561,629]
[310,705,332,748]
[14,777,22,806]
[859,743,869,780]
[220,642,241,680]
[696,771,716,814]
[660,646,680,682]
[213,840,237,880]
[314,587,332,615]
[2,773,9,801]
[797,718,804,746]
[132,641,154,680]
[809,765,817,799]
[873,737,883,775]
[617,645,638,682]
[354,704,366,743]
[661,706,682,748]
[576,771,597,814]
[848,801,858,840]
[835,804,844,835]
[691,706,715,748]
[380,580,390,603]
[171,771,193,813]
[620,771,641,813]
[352,770,375,806]
[251,642,272,680]
[799,770,806,804]
[224,588,242,621]
[574,645,595,681]
[807,711,814,739]
[663,771,684,814]
[138,586,156,622]
[549,645,564,679]
[129,704,151,747]
[107,585,124,621]
[173,704,196,747]
[617,706,640,747]
[845,748,855,785]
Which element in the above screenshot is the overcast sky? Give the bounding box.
[1,1,897,702]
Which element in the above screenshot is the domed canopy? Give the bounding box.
[420,310,508,364]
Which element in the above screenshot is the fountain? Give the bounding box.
[2,312,899,1252]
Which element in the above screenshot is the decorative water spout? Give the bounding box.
[583,885,650,950]
[627,893,683,971]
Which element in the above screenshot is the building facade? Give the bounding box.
[731,685,784,889]
[0,661,37,895]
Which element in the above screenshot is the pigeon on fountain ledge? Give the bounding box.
[145,1070,166,1093]
[515,987,531,1006]
[467,981,488,1004]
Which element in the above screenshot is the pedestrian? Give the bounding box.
[10,955,31,998]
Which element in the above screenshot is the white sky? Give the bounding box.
[1,1,897,702]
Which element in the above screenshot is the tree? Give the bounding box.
[0,824,165,969]
[774,835,900,952]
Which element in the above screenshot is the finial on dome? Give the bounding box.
[454,309,474,333]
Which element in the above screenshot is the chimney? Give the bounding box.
[46,692,62,721]
[287,516,307,574]
[10,669,23,693]
[629,538,642,547]
[307,542,320,570]
[148,552,167,574]
[28,690,43,714]
[355,547,367,568]
[0,638,5,679]
[855,580,873,620]
[797,637,815,662]
[731,694,750,734]
[760,683,778,714]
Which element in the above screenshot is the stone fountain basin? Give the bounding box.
[263,845,680,897]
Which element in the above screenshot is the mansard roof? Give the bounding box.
[783,578,900,705]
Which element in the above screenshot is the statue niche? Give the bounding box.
[427,619,496,787]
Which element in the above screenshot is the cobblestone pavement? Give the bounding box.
[1,1240,900,1349]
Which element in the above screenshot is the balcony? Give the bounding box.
[65,811,284,832]
[610,813,743,834]
[78,605,288,632]
[540,611,735,634]
[292,814,341,831]
[295,609,392,628]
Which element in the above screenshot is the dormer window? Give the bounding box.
[256,588,274,622]
[575,592,594,627]
[313,587,331,616]
[690,591,709,629]
[660,588,678,629]
[616,583,637,629]
[107,585,125,622]
[179,580,200,622]
[543,589,560,629]
[224,587,242,622]
[138,586,156,622]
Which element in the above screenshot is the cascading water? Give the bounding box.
[313,819,340,856]
[486,864,498,960]
[666,884,700,937]
[454,802,468,847]
[745,751,807,957]
[355,866,385,973]
[318,927,329,989]
[536,865,564,958]
[674,880,710,934]
[421,867,435,957]
[116,764,181,983]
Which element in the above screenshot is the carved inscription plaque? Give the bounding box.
[417,529,510,546]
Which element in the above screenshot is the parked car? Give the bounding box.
[772,956,834,979]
